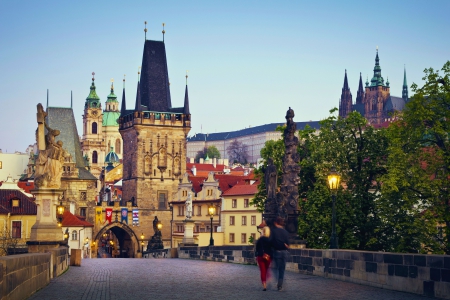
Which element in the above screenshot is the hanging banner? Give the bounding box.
[95,207,102,225]
[121,208,128,224]
[105,208,113,224]
[132,209,139,226]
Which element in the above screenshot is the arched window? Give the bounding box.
[92,151,98,164]
[115,139,121,154]
[72,230,77,240]
[92,122,98,134]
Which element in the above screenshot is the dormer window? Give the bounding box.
[12,198,20,208]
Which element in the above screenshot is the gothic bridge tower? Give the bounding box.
[119,35,191,243]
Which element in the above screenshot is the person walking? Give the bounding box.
[270,217,290,291]
[255,226,272,291]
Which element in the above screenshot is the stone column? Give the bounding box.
[27,189,65,253]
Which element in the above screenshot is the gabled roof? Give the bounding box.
[61,210,94,227]
[222,182,258,196]
[187,121,321,141]
[0,189,36,215]
[384,96,406,112]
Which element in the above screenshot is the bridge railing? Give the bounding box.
[178,245,450,299]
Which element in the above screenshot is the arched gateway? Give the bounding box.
[94,221,141,258]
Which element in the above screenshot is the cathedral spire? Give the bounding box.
[402,66,408,100]
[356,72,364,105]
[370,47,384,87]
[183,72,190,115]
[343,69,349,91]
[135,81,142,112]
[120,76,127,115]
[339,69,352,118]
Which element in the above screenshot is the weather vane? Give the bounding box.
[186,70,189,85]
[162,23,165,42]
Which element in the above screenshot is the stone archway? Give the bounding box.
[94,221,140,258]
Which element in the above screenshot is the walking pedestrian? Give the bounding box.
[255,226,272,291]
[270,217,290,291]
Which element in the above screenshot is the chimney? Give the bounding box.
[218,158,223,165]
[200,158,204,164]
[213,158,217,168]
[223,158,229,167]
[192,165,197,176]
[190,157,194,163]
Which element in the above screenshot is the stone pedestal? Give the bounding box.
[27,189,64,253]
[70,249,82,266]
[181,219,197,245]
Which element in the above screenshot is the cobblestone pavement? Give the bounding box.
[28,258,429,300]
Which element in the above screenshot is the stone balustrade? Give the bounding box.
[0,247,69,300]
[178,246,450,299]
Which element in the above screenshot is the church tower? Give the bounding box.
[356,72,364,105]
[338,70,352,118]
[119,37,191,242]
[102,79,123,160]
[363,49,391,124]
[81,73,106,180]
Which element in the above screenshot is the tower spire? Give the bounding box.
[402,65,408,100]
[339,69,352,118]
[343,69,349,90]
[356,72,364,105]
[120,75,127,115]
[370,47,384,86]
[46,89,49,109]
[71,90,73,108]
[144,21,147,40]
[184,72,190,115]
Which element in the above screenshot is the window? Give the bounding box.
[251,216,256,226]
[178,205,185,216]
[197,205,201,216]
[12,198,20,207]
[229,216,235,225]
[12,221,21,238]
[232,199,237,208]
[92,151,98,164]
[176,225,184,233]
[242,216,247,226]
[80,208,86,217]
[92,122,98,134]
[241,233,247,244]
[72,230,78,240]
[214,226,218,232]
[195,226,199,233]
[229,233,235,243]
[158,191,167,209]
[244,199,249,208]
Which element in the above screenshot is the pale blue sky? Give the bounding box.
[0,0,449,152]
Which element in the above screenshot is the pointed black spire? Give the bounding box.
[402,66,408,100]
[46,89,49,109]
[183,85,190,115]
[356,72,364,105]
[343,69,349,90]
[120,77,127,115]
[135,81,142,112]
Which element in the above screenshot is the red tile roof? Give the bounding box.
[222,182,258,196]
[17,181,35,194]
[61,210,94,227]
[0,189,36,215]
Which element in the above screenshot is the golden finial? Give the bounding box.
[144,21,148,40]
[111,78,114,82]
[162,22,165,42]
[92,72,95,80]
[185,70,189,85]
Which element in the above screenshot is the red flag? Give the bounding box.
[105,208,113,224]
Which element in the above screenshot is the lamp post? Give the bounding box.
[208,203,216,246]
[327,165,341,249]
[169,203,173,249]
[56,201,65,227]
[140,233,144,253]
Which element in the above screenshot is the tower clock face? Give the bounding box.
[92,110,98,116]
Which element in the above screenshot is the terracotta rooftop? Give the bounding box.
[222,181,258,196]
[61,210,94,227]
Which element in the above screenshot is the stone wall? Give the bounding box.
[0,247,69,300]
[178,246,450,299]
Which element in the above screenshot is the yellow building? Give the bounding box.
[221,180,261,245]
[0,176,37,255]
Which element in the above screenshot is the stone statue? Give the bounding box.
[185,192,193,219]
[34,103,68,189]
[153,216,160,235]
[265,158,277,200]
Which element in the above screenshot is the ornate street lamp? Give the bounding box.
[208,203,216,246]
[64,228,69,240]
[57,201,65,227]
[140,233,144,253]
[327,165,341,249]
[157,221,162,231]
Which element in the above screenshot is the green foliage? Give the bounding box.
[206,146,221,159]
[381,61,450,254]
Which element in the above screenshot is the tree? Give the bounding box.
[227,139,249,164]
[194,147,207,163]
[206,146,221,159]
[381,61,450,254]
[0,224,20,256]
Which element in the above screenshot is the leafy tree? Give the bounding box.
[0,224,20,256]
[195,146,222,163]
[227,139,249,164]
[381,61,450,254]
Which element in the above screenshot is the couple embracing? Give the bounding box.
[255,217,290,291]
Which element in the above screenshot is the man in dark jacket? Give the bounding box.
[270,217,290,291]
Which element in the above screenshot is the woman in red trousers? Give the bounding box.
[255,226,273,291]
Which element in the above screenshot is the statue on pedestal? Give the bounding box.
[185,192,193,219]
[34,103,68,189]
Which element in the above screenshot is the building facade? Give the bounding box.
[339,49,409,125]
